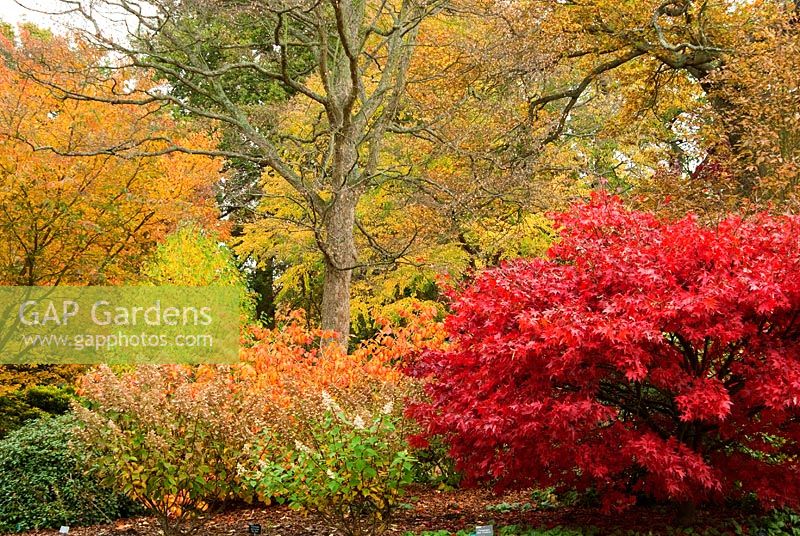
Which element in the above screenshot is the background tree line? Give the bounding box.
[0,0,797,430]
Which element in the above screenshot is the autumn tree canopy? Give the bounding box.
[479,0,800,215]
[4,0,799,344]
[0,27,221,286]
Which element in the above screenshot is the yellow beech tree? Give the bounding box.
[235,5,582,339]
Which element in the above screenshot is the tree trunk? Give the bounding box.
[700,79,757,197]
[252,256,276,328]
[320,190,358,348]
[675,500,697,526]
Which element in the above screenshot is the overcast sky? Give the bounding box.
[3,0,152,42]
[3,1,68,30]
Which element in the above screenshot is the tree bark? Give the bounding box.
[699,78,756,197]
[252,256,276,328]
[320,190,358,348]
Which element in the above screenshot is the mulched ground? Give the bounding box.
[4,487,756,536]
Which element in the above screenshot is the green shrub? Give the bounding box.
[739,509,800,535]
[410,435,461,490]
[243,382,416,536]
[142,225,256,319]
[0,414,137,532]
[486,502,534,514]
[0,385,74,438]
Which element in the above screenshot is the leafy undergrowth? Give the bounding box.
[1,487,796,536]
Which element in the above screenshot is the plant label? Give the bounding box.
[59,527,69,535]
[476,525,493,536]
[247,523,262,534]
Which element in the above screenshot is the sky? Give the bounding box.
[3,0,67,31]
[3,0,150,41]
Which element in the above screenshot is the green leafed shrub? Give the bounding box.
[141,225,256,319]
[409,434,462,490]
[242,380,416,536]
[0,384,75,438]
[0,414,138,532]
[741,509,800,535]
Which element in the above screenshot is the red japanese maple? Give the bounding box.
[409,194,800,511]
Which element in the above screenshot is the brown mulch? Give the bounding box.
[2,487,755,536]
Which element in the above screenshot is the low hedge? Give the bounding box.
[0,414,139,532]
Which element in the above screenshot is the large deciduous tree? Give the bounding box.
[411,194,800,512]
[479,0,799,213]
[22,0,444,344]
[234,6,574,338]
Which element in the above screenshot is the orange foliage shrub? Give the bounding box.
[75,301,446,534]
[235,301,447,399]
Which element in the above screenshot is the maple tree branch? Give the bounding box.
[714,339,750,386]
[667,332,701,374]
[597,380,674,440]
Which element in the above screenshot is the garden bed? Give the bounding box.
[2,487,765,536]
